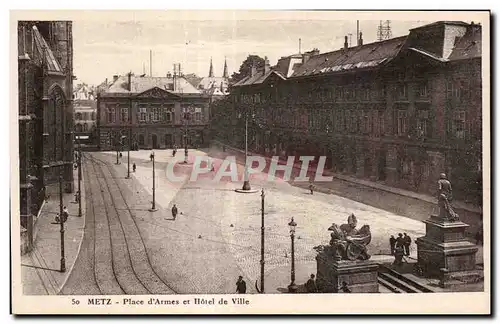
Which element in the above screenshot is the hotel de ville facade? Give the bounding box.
[223,21,482,205]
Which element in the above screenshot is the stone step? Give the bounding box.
[380,265,434,293]
[378,272,421,293]
[377,277,403,293]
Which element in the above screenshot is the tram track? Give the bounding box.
[86,154,177,294]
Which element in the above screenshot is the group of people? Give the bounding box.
[389,233,412,256]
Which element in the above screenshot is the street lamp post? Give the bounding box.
[260,189,265,293]
[126,127,131,179]
[242,114,251,190]
[288,217,298,293]
[58,174,66,272]
[149,151,157,212]
[77,136,82,217]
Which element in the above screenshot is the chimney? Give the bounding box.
[250,64,257,77]
[344,36,349,49]
[113,75,119,82]
[127,72,132,91]
[302,52,311,64]
[358,32,363,46]
[264,56,270,74]
[105,78,108,85]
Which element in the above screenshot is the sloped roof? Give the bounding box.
[410,21,470,31]
[448,26,481,61]
[32,26,63,73]
[290,36,407,78]
[105,75,201,94]
[198,76,229,91]
[232,70,286,87]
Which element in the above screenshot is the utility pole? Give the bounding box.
[260,189,265,293]
[59,174,66,272]
[149,151,157,212]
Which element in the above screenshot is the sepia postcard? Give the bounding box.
[10,10,491,315]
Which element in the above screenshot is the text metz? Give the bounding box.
[88,298,111,305]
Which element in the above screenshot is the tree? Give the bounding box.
[230,55,266,84]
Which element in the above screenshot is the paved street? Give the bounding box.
[55,147,439,295]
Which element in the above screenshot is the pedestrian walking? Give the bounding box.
[132,163,136,172]
[393,245,405,266]
[236,276,247,294]
[62,206,69,223]
[305,274,318,293]
[309,183,314,195]
[389,235,396,255]
[171,204,178,220]
[172,148,177,157]
[403,233,412,256]
[119,152,122,158]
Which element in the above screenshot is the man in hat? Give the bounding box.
[236,276,246,294]
[403,233,412,256]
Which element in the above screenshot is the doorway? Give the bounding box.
[152,134,158,149]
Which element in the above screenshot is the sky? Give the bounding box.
[73,18,432,86]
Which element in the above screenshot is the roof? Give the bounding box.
[198,76,229,91]
[410,21,470,31]
[290,36,407,78]
[232,70,286,87]
[32,26,63,73]
[105,75,201,95]
[448,26,481,61]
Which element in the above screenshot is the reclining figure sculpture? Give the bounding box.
[315,214,372,261]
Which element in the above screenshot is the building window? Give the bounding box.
[195,112,202,122]
[397,110,408,135]
[164,108,173,122]
[139,107,147,122]
[446,80,462,99]
[379,111,385,135]
[417,110,429,138]
[83,123,88,132]
[453,111,466,139]
[75,123,82,132]
[91,111,96,120]
[138,134,145,145]
[360,86,370,101]
[107,107,115,123]
[75,112,82,120]
[417,82,429,99]
[121,108,129,123]
[362,111,371,134]
[397,83,407,100]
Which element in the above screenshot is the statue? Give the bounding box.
[437,173,459,221]
[315,214,372,261]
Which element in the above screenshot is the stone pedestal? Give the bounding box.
[316,251,379,293]
[416,215,481,288]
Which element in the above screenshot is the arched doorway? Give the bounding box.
[152,134,158,149]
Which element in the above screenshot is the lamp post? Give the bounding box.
[287,217,298,293]
[58,174,66,272]
[260,189,265,293]
[149,151,157,212]
[77,136,82,217]
[126,128,131,179]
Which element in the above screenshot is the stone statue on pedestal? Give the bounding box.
[437,173,459,221]
[315,214,371,261]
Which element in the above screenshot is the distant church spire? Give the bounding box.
[209,57,214,77]
[223,57,228,79]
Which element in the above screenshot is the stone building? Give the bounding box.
[73,84,97,145]
[18,21,74,239]
[229,21,482,204]
[97,73,211,151]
